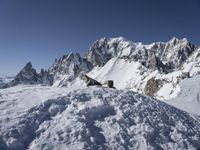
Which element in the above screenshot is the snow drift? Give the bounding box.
[1,86,200,150]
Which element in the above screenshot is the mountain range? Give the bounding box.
[1,37,200,150]
[2,37,200,100]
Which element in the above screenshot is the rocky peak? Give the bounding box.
[49,52,92,75]
[168,37,179,45]
[23,62,33,70]
[48,52,93,86]
[161,37,195,69]
[9,62,39,86]
[168,37,188,45]
[1,62,54,88]
[86,37,133,66]
[86,37,196,72]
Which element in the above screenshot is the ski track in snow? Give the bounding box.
[1,86,200,150]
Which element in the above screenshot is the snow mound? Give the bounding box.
[1,87,200,150]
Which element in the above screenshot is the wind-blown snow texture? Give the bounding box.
[0,86,200,150]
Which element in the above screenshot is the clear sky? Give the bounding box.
[0,0,200,75]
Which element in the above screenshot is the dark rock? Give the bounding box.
[144,78,163,97]
[38,69,53,85]
[2,62,53,88]
[80,74,102,86]
[9,62,39,86]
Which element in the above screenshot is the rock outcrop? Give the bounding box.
[80,74,102,86]
[144,78,163,97]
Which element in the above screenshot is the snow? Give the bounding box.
[87,58,143,90]
[0,76,14,84]
[1,36,200,149]
[1,85,200,150]
[165,75,200,115]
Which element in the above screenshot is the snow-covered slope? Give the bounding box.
[165,75,200,115]
[0,86,200,150]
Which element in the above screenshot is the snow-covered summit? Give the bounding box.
[1,86,200,150]
[86,37,195,70]
[48,52,92,86]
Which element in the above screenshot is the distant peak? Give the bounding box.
[169,36,179,43]
[96,37,127,42]
[169,36,189,44]
[111,36,127,41]
[181,38,188,42]
[24,62,32,69]
[67,52,80,59]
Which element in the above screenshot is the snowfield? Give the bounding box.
[165,75,200,115]
[1,85,200,150]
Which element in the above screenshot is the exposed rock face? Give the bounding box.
[38,69,53,86]
[9,62,39,86]
[87,37,115,67]
[146,53,171,73]
[87,37,130,67]
[80,74,102,86]
[144,78,163,97]
[48,53,93,86]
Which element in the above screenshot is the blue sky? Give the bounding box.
[0,0,200,75]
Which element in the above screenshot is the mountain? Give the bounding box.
[86,37,199,100]
[0,86,200,150]
[86,37,195,71]
[1,37,200,150]
[3,37,200,101]
[2,62,53,88]
[48,52,92,86]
